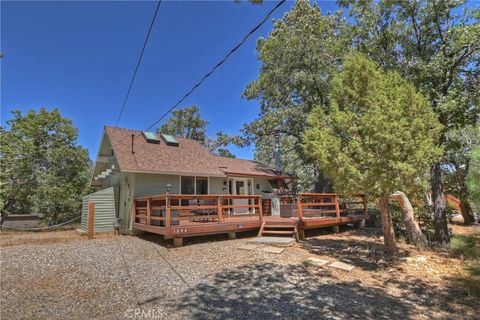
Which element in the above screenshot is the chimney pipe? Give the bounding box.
[131,134,135,154]
[274,131,281,174]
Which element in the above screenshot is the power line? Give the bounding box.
[142,0,286,133]
[115,0,163,127]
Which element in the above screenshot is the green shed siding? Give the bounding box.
[81,187,116,233]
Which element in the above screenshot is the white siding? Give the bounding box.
[253,177,274,195]
[134,173,180,197]
[209,177,228,194]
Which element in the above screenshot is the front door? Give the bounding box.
[232,178,253,214]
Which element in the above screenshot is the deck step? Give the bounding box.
[261,230,295,235]
[263,224,295,228]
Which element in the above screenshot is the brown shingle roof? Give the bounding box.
[104,126,283,178]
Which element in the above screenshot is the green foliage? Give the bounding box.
[204,131,245,158]
[467,147,480,211]
[340,0,480,129]
[242,0,351,190]
[158,105,240,157]
[0,108,91,224]
[158,105,208,142]
[443,126,479,222]
[303,52,443,198]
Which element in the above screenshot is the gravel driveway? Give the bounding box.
[1,230,477,319]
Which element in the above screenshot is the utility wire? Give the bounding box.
[115,0,163,127]
[142,0,286,133]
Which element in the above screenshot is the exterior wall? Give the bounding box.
[210,177,228,194]
[134,173,180,197]
[96,171,135,234]
[81,187,116,233]
[252,177,274,195]
[134,174,231,197]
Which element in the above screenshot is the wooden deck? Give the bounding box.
[132,193,368,244]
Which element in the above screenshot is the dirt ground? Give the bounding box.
[1,225,479,320]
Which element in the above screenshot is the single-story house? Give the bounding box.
[83,126,292,235]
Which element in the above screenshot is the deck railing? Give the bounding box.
[133,194,262,229]
[296,193,368,220]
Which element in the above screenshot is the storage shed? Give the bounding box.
[81,187,116,233]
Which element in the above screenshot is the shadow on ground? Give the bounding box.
[171,261,477,320]
[137,230,259,248]
[301,229,391,271]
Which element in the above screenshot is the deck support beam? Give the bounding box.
[298,229,305,240]
[332,225,340,234]
[173,237,183,247]
[228,232,236,240]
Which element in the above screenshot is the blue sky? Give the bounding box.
[1,0,338,160]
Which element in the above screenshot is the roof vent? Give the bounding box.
[160,134,179,147]
[142,131,160,144]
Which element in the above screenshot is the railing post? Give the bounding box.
[258,196,263,221]
[88,202,95,240]
[297,194,303,221]
[147,198,151,226]
[165,194,171,229]
[335,195,340,218]
[217,196,223,223]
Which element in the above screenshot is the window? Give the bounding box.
[181,176,195,194]
[181,176,208,194]
[196,177,208,195]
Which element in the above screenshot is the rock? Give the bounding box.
[304,257,329,266]
[329,261,355,271]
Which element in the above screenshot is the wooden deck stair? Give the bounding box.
[258,219,298,241]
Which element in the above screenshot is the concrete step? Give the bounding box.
[247,236,295,246]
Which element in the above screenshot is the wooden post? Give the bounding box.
[88,202,95,240]
[296,194,303,221]
[147,199,151,226]
[217,196,223,223]
[335,195,340,218]
[258,196,263,221]
[173,237,183,247]
[299,229,305,240]
[165,195,171,229]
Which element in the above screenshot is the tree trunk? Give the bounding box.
[379,194,398,255]
[0,199,12,226]
[430,163,450,244]
[391,191,429,249]
[314,167,332,193]
[459,197,475,225]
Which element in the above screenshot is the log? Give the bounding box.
[392,191,429,249]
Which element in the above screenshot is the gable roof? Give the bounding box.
[99,126,286,179]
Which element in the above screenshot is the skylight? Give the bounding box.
[142,131,160,144]
[160,134,179,147]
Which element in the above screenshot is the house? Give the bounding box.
[82,126,367,246]
[83,126,293,236]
